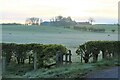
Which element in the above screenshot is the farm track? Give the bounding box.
[86,66,120,78]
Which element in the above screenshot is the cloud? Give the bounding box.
[1,0,119,23]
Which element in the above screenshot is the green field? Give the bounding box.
[2,24,118,62]
[2,24,118,45]
[2,24,119,78]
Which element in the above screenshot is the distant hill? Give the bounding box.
[1,23,22,25]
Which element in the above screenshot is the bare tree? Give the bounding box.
[25,17,39,25]
[66,16,72,22]
[25,18,32,25]
[88,17,95,25]
[50,18,53,22]
[29,17,39,25]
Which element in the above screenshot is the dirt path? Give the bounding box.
[86,66,119,78]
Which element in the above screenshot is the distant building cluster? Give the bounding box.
[24,16,92,26]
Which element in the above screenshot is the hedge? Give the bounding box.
[2,43,67,67]
[76,41,120,63]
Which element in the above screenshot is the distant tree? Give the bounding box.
[117,23,120,26]
[66,16,72,22]
[29,17,39,25]
[88,17,95,25]
[25,18,32,25]
[25,17,39,25]
[111,29,115,32]
[55,16,63,21]
[56,15,63,21]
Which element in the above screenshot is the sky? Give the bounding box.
[0,0,119,24]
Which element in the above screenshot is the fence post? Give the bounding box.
[56,51,63,66]
[2,57,6,74]
[68,50,72,63]
[34,52,37,70]
[60,53,63,65]
[65,54,68,64]
[56,51,59,67]
[69,54,72,63]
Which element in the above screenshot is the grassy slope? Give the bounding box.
[2,25,79,34]
[3,58,119,79]
[2,24,118,34]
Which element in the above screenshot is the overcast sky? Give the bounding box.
[0,0,119,24]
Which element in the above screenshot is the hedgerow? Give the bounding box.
[76,41,120,63]
[2,43,67,68]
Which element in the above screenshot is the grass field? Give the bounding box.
[2,24,118,62]
[2,24,118,45]
[2,24,119,78]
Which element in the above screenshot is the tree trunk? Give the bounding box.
[65,54,68,64]
[93,54,98,63]
[102,50,106,59]
[29,56,31,64]
[2,57,6,74]
[83,57,89,63]
[69,54,72,63]
[81,54,83,63]
[17,57,20,64]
